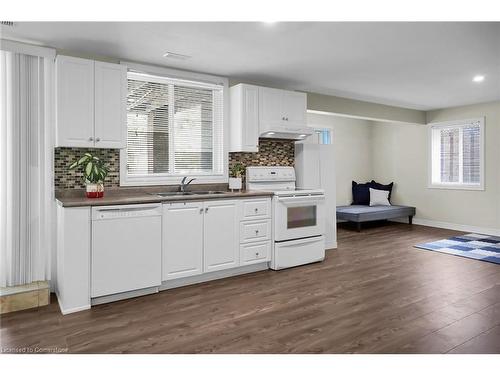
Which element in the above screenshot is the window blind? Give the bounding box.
[125,72,224,178]
[430,119,482,187]
[439,127,459,183]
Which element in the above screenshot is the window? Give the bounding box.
[121,71,225,185]
[314,129,332,144]
[429,118,484,190]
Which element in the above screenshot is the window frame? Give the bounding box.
[119,62,229,186]
[428,117,485,191]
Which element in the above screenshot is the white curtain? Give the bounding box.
[0,49,53,287]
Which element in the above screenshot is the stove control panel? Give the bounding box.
[246,166,296,182]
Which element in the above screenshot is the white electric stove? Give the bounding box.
[246,166,326,270]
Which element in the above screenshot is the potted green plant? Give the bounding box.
[229,163,245,191]
[68,152,109,198]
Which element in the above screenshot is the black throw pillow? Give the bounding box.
[352,181,372,205]
[371,180,394,201]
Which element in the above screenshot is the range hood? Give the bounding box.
[259,127,314,140]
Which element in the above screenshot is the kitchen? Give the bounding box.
[53,56,337,314]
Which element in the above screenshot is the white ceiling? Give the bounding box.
[2,22,499,110]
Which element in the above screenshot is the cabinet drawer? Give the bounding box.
[240,219,271,243]
[241,198,270,220]
[241,241,271,264]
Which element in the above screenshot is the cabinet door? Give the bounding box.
[163,202,204,281]
[204,200,239,272]
[242,85,259,150]
[56,56,94,147]
[282,90,307,130]
[259,87,284,132]
[94,61,127,149]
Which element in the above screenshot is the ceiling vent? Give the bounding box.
[1,21,14,27]
[162,51,191,60]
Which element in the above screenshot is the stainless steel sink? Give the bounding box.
[154,191,226,197]
[155,192,194,197]
[191,191,226,195]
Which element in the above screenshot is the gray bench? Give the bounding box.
[336,205,416,232]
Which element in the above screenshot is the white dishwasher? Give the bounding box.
[91,203,162,299]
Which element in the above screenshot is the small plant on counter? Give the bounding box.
[229,163,245,191]
[230,163,245,178]
[68,152,109,198]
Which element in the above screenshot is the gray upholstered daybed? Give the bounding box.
[336,205,416,232]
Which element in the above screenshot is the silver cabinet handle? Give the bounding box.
[255,229,259,235]
[95,137,101,142]
[254,208,258,213]
[88,137,94,141]
[255,252,259,257]
[199,208,203,214]
[205,207,209,213]
[285,117,289,121]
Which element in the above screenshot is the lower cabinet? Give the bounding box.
[203,200,239,273]
[162,202,204,280]
[162,199,239,280]
[240,241,271,265]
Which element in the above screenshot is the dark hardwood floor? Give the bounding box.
[1,222,499,353]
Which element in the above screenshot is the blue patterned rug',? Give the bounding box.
[415,233,500,265]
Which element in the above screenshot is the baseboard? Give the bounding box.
[91,286,159,306]
[390,217,500,236]
[326,241,338,250]
[56,293,90,315]
[160,262,269,291]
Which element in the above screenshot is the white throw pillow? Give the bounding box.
[369,188,391,206]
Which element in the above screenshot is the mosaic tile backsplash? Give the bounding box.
[54,148,120,190]
[229,139,295,176]
[54,139,295,190]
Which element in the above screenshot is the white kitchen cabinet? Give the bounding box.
[162,202,204,280]
[229,84,259,152]
[259,87,307,134]
[56,205,91,314]
[94,61,127,148]
[240,241,271,265]
[282,90,307,129]
[56,56,95,147]
[259,87,284,131]
[203,200,239,272]
[56,55,127,148]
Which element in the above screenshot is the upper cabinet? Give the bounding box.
[56,55,127,149]
[229,84,308,152]
[56,56,94,148]
[94,61,127,148]
[259,87,307,132]
[229,84,259,152]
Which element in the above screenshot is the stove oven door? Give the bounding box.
[274,193,325,242]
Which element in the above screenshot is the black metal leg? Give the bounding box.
[409,215,413,225]
[357,222,361,232]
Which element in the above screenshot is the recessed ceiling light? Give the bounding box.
[473,75,485,83]
[299,134,307,137]
[267,132,275,135]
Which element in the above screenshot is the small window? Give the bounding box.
[429,118,484,190]
[121,71,225,185]
[313,129,332,144]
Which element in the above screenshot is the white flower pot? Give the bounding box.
[228,177,242,191]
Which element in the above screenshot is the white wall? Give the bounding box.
[307,113,373,206]
[372,101,500,233]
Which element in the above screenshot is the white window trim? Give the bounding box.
[427,117,485,191]
[119,62,229,186]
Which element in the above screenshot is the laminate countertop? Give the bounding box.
[55,187,274,208]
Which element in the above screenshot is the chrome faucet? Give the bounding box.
[180,176,196,192]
